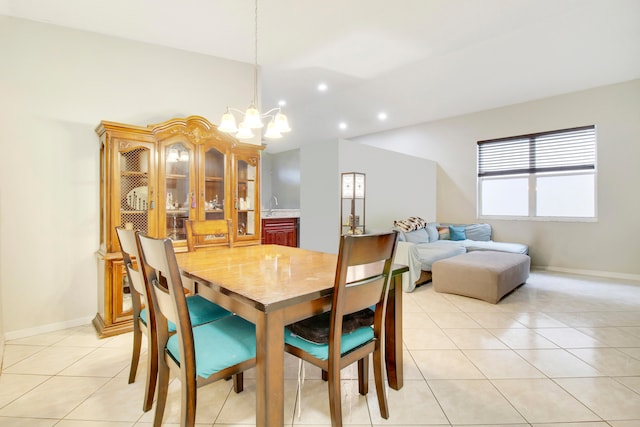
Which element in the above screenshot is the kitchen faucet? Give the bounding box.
[268,195,278,215]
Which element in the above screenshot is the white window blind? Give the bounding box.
[478,125,596,177]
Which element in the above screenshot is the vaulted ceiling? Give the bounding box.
[2,0,639,152]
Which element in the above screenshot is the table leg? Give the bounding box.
[255,310,285,427]
[385,273,403,390]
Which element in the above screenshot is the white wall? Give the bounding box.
[0,17,256,338]
[354,79,640,280]
[300,139,436,254]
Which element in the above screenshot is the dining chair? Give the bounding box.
[136,232,257,427]
[115,226,233,412]
[284,231,399,427]
[185,219,232,251]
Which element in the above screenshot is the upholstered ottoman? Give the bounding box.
[432,251,530,303]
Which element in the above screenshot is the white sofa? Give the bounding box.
[393,221,529,292]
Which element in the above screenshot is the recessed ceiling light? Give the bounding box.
[378,112,388,121]
[338,122,347,130]
[278,100,287,106]
[317,83,328,92]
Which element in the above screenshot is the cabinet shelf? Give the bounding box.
[205,176,224,182]
[120,171,148,178]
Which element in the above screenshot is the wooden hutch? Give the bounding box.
[94,116,263,337]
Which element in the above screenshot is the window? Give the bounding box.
[477,125,596,220]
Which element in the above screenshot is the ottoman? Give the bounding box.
[432,251,530,303]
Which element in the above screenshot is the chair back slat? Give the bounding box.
[116,227,146,296]
[186,219,232,251]
[137,233,194,346]
[330,231,398,351]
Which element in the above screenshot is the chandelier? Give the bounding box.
[218,0,291,140]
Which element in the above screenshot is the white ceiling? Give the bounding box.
[2,0,640,152]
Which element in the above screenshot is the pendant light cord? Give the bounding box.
[253,0,259,108]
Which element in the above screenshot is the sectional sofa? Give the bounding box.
[392,218,529,292]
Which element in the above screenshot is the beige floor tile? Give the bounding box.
[0,345,47,368]
[52,325,108,348]
[403,311,439,328]
[616,376,640,394]
[463,349,545,379]
[2,345,94,375]
[576,327,640,347]
[443,328,508,349]
[367,379,448,425]
[285,379,370,425]
[0,376,109,419]
[530,422,609,427]
[533,328,607,348]
[568,348,640,376]
[513,312,569,328]
[555,377,640,420]
[57,421,135,426]
[428,379,526,424]
[466,312,527,329]
[402,328,457,350]
[59,346,132,377]
[607,422,640,427]
[619,348,640,360]
[492,378,599,423]
[489,328,559,349]
[64,376,148,422]
[0,418,57,426]
[621,327,640,338]
[0,373,50,408]
[428,312,482,329]
[412,350,484,380]
[515,349,604,378]
[5,329,74,346]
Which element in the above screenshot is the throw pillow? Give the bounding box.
[437,226,450,240]
[449,225,467,241]
[426,222,439,242]
[393,216,428,232]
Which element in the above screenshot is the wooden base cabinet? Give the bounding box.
[94,116,263,337]
[261,217,299,247]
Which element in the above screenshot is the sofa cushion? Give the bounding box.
[464,223,492,241]
[414,241,467,270]
[449,225,466,241]
[463,240,529,254]
[404,227,430,244]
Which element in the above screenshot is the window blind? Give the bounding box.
[478,125,596,177]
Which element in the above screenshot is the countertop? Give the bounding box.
[261,209,300,219]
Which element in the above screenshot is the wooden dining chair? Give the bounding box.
[284,231,399,427]
[185,219,232,251]
[136,232,257,427]
[115,226,233,413]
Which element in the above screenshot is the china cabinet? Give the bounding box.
[94,116,263,337]
[340,172,366,235]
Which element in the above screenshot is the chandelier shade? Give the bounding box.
[218,0,291,140]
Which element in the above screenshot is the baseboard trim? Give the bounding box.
[4,316,95,341]
[534,265,640,283]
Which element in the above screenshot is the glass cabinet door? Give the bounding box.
[203,146,226,220]
[235,155,258,241]
[163,142,194,241]
[118,146,151,234]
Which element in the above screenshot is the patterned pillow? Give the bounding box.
[393,216,428,232]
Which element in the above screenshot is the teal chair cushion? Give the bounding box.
[139,295,232,333]
[284,326,374,361]
[166,315,257,379]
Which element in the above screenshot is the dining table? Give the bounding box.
[175,244,408,427]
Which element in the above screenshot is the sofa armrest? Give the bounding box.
[393,241,421,292]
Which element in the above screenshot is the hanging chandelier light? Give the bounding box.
[218,0,291,140]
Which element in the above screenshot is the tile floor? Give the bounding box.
[1,270,640,426]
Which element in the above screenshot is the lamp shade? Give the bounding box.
[218,111,238,133]
[264,121,282,139]
[274,112,291,133]
[235,122,255,139]
[341,172,365,199]
[243,107,264,129]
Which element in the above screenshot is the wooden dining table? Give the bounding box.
[175,244,407,427]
